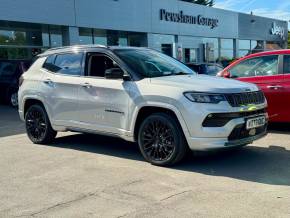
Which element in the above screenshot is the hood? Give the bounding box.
[150,75,259,93]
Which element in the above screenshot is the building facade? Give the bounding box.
[0,0,288,65]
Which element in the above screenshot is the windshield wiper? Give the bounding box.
[174,72,189,75]
[152,72,189,78]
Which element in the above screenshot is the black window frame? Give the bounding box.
[42,54,57,72]
[282,54,290,74]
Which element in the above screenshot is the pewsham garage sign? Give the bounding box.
[160,9,219,29]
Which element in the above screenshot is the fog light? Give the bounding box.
[249,128,256,136]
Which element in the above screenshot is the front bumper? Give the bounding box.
[186,130,267,151]
[180,99,268,150]
[19,109,25,121]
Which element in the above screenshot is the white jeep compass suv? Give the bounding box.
[18,45,268,166]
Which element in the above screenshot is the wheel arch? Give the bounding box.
[23,98,46,117]
[22,97,52,122]
[132,104,190,142]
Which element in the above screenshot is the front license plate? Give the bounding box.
[246,116,266,130]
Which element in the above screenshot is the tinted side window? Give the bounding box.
[193,65,200,73]
[283,55,290,74]
[206,65,223,76]
[229,55,279,78]
[87,54,120,77]
[54,53,83,76]
[190,65,200,73]
[0,61,17,76]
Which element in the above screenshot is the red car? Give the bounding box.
[218,50,290,123]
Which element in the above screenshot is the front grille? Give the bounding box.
[202,108,266,127]
[225,91,265,107]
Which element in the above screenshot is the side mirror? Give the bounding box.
[217,71,228,77]
[218,70,235,78]
[223,71,231,78]
[105,68,124,79]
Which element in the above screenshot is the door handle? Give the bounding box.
[43,79,54,86]
[267,85,283,90]
[82,83,92,89]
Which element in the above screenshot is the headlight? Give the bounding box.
[184,92,226,104]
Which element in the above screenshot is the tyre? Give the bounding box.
[138,113,188,166]
[9,92,18,107]
[25,104,57,144]
[5,88,18,107]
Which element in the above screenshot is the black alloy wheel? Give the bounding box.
[138,113,188,166]
[25,104,56,144]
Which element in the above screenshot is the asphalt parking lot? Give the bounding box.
[0,105,290,218]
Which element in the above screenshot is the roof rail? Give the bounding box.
[45,44,107,52]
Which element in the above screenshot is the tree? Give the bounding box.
[181,0,214,6]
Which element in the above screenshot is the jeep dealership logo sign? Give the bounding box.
[160,9,219,29]
[271,22,285,40]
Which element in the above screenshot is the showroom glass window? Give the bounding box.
[229,55,279,78]
[118,31,128,46]
[238,40,251,58]
[0,30,27,45]
[78,28,146,47]
[251,40,264,53]
[41,26,50,47]
[128,33,147,47]
[94,29,107,46]
[0,21,64,60]
[238,40,265,57]
[107,30,129,46]
[150,34,175,56]
[79,28,93,45]
[203,38,219,63]
[220,39,234,67]
[0,22,43,59]
[0,24,43,47]
[77,28,107,45]
[50,25,63,48]
[0,27,29,59]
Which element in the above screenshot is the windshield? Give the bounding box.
[114,49,196,78]
[205,65,224,76]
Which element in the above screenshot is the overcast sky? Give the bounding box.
[214,0,290,27]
